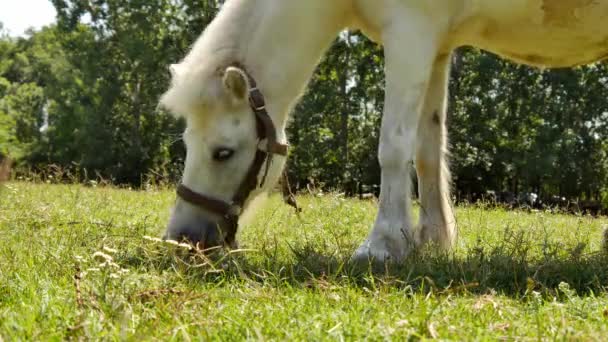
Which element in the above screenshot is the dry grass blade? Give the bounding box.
[427,322,439,339]
[602,226,608,254]
[133,289,186,302]
[67,265,86,336]
[74,265,84,309]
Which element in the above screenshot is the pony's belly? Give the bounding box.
[353,0,608,66]
[466,0,608,67]
[474,27,608,67]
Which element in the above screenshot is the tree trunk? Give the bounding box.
[339,32,351,188]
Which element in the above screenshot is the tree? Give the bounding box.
[1,6,607,207]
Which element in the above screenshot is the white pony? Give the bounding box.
[161,0,608,262]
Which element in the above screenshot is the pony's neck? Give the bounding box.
[210,0,351,140]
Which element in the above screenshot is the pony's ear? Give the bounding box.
[222,67,249,102]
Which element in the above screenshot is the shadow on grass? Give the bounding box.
[117,232,608,299]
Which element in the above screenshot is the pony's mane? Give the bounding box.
[160,0,259,116]
[181,0,255,69]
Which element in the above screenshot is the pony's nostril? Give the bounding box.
[165,223,224,250]
[201,223,223,249]
[178,231,203,245]
[165,202,225,250]
[163,227,203,245]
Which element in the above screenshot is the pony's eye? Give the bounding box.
[212,148,235,162]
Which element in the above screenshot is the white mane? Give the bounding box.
[160,0,256,117]
[161,0,350,123]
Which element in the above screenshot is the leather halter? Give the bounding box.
[176,64,289,246]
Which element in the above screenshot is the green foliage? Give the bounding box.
[450,49,608,199]
[0,4,607,201]
[1,183,608,339]
[289,32,384,191]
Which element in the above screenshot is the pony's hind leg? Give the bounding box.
[352,15,441,263]
[415,54,457,249]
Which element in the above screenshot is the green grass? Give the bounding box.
[1,182,608,340]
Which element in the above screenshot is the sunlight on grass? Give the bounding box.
[1,182,607,339]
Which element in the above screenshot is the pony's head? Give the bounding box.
[160,62,287,249]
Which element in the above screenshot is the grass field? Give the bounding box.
[1,182,607,340]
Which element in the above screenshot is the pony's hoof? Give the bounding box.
[350,241,395,266]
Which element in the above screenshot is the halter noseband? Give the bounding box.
[176,64,289,246]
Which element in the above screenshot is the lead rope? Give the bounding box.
[259,152,272,188]
[281,170,301,215]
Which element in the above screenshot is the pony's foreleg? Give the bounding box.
[352,19,439,263]
[414,54,457,249]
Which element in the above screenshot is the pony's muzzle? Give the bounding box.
[164,200,224,250]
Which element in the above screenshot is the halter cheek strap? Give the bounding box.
[176,63,289,246]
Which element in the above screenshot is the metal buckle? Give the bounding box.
[248,88,266,111]
[256,139,269,153]
[227,204,242,217]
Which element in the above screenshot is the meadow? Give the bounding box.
[1,182,607,340]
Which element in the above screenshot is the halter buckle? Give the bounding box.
[227,204,242,217]
[248,87,266,111]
